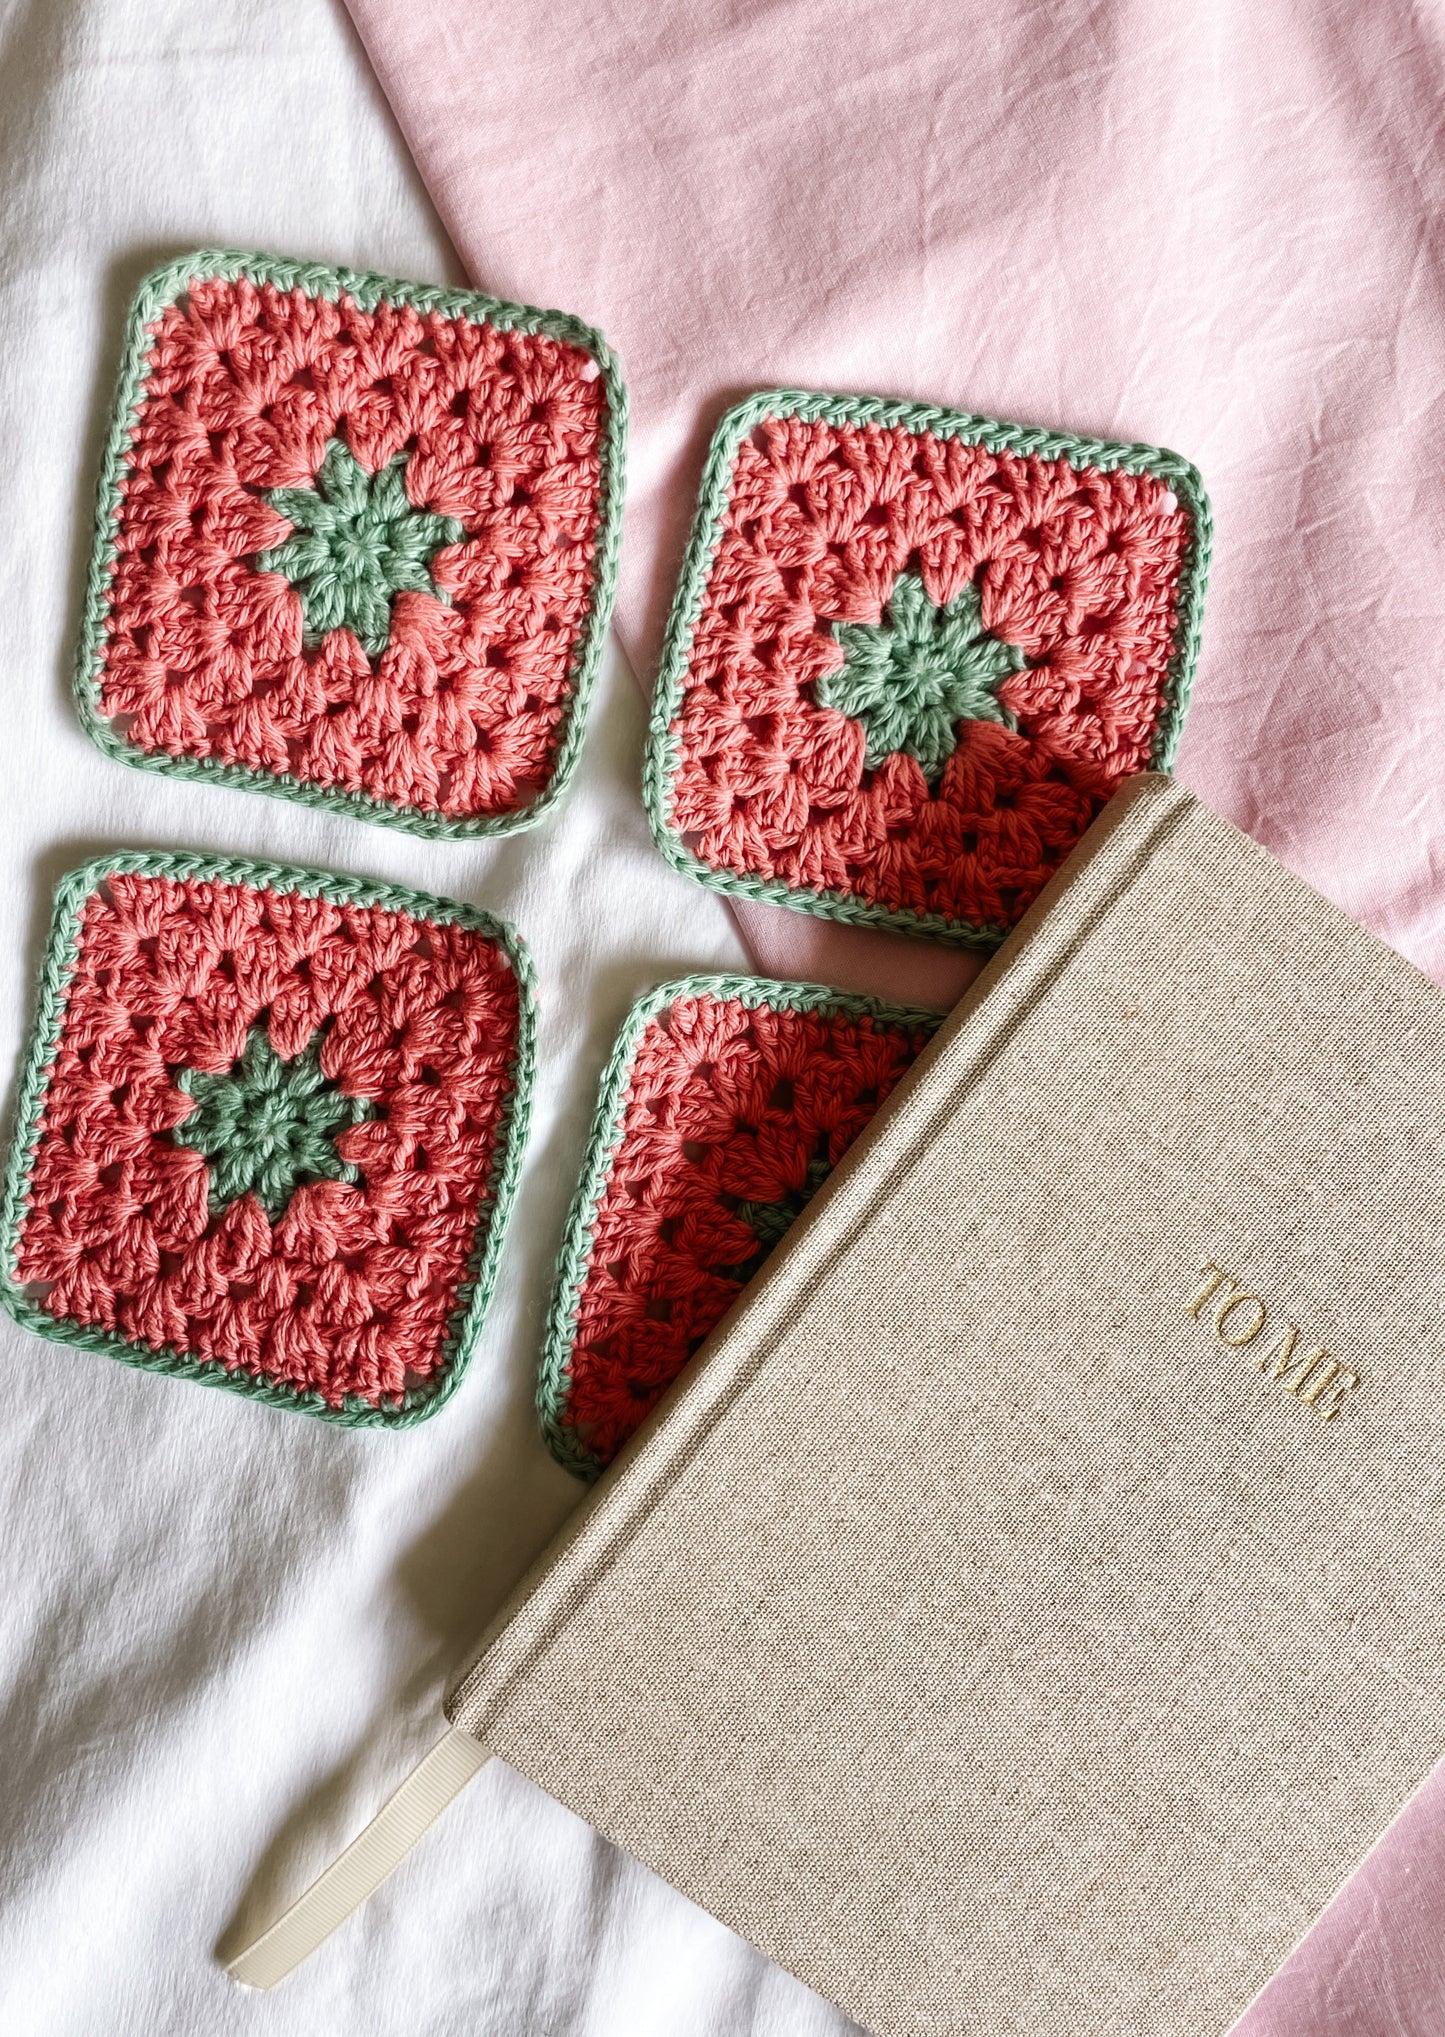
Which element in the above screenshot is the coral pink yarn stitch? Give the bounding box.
[664,411,1196,936]
[95,270,609,823]
[553,987,934,1469]
[15,868,523,1409]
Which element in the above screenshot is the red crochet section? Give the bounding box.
[16,872,521,1407]
[97,275,607,818]
[668,414,1192,931]
[559,991,932,1467]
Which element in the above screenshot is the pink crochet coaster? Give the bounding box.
[0,853,536,1426]
[76,250,625,837]
[646,391,1210,946]
[538,976,940,1477]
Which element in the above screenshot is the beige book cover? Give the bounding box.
[232,774,1445,2031]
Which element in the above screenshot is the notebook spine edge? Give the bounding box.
[445,771,1194,1738]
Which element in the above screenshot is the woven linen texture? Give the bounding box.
[82,254,620,835]
[651,398,1206,943]
[541,980,938,1475]
[2,857,532,1423]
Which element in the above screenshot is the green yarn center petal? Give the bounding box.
[173,1022,375,1222]
[256,436,465,659]
[817,572,1025,787]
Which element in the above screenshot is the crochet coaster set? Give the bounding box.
[1,247,1211,1449]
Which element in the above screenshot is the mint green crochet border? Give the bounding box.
[0,850,538,1429]
[74,248,628,842]
[643,387,1213,949]
[537,973,943,1480]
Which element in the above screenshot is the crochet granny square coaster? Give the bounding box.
[538,976,940,1477]
[76,250,625,838]
[0,853,536,1426]
[646,390,1210,946]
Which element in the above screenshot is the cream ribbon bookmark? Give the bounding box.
[225,1730,492,1989]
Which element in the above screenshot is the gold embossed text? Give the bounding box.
[1184,1262,1361,1423]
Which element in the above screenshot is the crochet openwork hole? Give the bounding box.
[0,854,536,1426]
[77,252,624,838]
[539,979,940,1478]
[648,393,1209,945]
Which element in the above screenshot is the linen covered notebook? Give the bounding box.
[229,774,1445,2034]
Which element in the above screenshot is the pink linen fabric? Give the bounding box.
[342,0,1445,2024]
[344,0,1445,1015]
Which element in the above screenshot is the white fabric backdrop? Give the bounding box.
[0,3,861,2029]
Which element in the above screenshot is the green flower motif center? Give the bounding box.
[173,1022,375,1222]
[816,571,1025,788]
[256,436,464,659]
